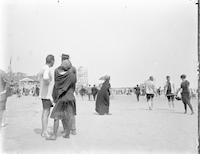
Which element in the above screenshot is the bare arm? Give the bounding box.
[176,87,181,95]
[152,84,157,95]
[164,83,167,96]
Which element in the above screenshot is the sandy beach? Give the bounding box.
[0,94,197,154]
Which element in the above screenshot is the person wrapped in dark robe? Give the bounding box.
[47,59,76,140]
[95,76,111,115]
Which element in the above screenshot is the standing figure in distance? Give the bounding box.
[164,76,175,109]
[95,75,111,115]
[91,85,98,101]
[134,85,141,102]
[79,86,86,101]
[145,76,157,110]
[87,85,92,101]
[35,85,40,97]
[176,74,194,115]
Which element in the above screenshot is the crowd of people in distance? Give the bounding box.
[79,84,99,101]
[16,85,40,98]
[133,75,194,114]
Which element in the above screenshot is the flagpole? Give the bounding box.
[9,56,12,82]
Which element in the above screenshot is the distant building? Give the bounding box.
[77,66,88,89]
[13,72,27,81]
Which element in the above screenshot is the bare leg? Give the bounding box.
[183,103,187,114]
[167,100,171,109]
[41,108,50,136]
[71,116,76,135]
[151,98,154,109]
[62,119,67,133]
[171,100,175,109]
[147,100,152,110]
[46,119,59,140]
[187,101,194,114]
[53,119,59,135]
[63,106,73,138]
[136,95,139,102]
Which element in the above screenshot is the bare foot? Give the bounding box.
[71,130,77,135]
[46,134,57,140]
[41,132,51,138]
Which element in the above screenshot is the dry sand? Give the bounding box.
[0,94,198,154]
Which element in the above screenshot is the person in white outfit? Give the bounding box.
[145,76,157,110]
[38,55,55,138]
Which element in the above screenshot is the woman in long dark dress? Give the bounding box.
[176,74,194,115]
[95,76,111,115]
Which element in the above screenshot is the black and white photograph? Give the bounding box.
[0,0,198,153]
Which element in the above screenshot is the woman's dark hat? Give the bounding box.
[99,75,110,81]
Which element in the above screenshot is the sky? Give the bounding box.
[0,0,198,88]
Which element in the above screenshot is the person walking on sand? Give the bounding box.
[134,85,141,102]
[35,85,40,97]
[144,76,157,110]
[87,85,92,101]
[38,55,55,138]
[157,87,161,96]
[79,86,86,100]
[164,76,175,109]
[176,74,194,115]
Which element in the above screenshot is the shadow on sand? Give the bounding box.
[34,128,42,134]
[33,128,64,137]
[124,108,186,115]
